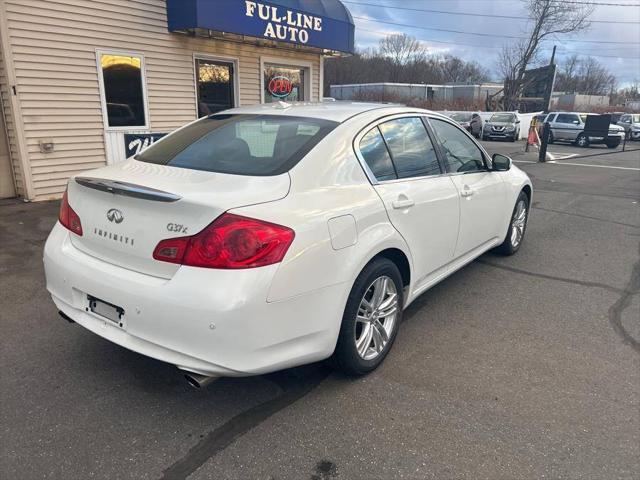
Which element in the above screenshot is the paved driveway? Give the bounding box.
[1,144,638,479]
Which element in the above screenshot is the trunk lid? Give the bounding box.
[67,159,290,278]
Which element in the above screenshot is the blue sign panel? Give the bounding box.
[167,0,355,54]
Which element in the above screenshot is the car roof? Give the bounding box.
[220,101,438,123]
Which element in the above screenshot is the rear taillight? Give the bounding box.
[59,189,83,236]
[153,213,295,269]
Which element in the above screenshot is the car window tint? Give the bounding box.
[359,127,397,181]
[556,114,579,124]
[135,114,337,176]
[378,117,441,178]
[429,118,485,173]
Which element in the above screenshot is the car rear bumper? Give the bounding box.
[44,223,346,377]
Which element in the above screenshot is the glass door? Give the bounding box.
[195,59,235,117]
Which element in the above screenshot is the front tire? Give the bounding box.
[332,258,403,375]
[495,191,529,256]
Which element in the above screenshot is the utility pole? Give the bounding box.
[542,45,557,114]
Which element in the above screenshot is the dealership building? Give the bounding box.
[0,0,355,201]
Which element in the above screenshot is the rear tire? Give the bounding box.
[332,258,403,375]
[575,133,589,148]
[495,191,529,256]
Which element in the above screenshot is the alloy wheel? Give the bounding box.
[355,276,399,361]
[510,199,527,248]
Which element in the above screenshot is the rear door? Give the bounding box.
[554,113,581,141]
[356,116,460,287]
[427,117,509,257]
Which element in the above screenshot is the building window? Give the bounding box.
[98,51,148,128]
[195,58,235,117]
[263,64,307,103]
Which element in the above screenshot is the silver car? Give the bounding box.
[617,113,640,141]
[482,113,520,142]
[544,112,625,148]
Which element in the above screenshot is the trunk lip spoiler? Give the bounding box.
[74,177,181,203]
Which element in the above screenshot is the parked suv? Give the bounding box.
[482,113,520,142]
[448,112,483,138]
[543,112,625,148]
[617,113,640,141]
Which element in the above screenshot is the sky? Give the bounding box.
[343,0,640,86]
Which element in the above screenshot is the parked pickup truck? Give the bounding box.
[543,112,625,148]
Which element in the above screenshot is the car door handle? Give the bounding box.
[460,187,475,197]
[392,197,415,209]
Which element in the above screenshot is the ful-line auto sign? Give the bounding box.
[166,0,355,54]
[244,1,322,44]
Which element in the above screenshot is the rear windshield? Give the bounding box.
[135,114,338,176]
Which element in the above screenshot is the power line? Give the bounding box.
[356,27,640,59]
[353,15,640,44]
[343,0,640,24]
[549,1,640,6]
[471,0,640,5]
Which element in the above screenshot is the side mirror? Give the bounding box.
[492,153,511,171]
[485,119,489,122]
[516,120,521,124]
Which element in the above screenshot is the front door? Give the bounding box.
[0,103,15,199]
[195,58,235,117]
[357,116,460,288]
[428,117,508,257]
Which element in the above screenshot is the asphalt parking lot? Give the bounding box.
[1,141,638,479]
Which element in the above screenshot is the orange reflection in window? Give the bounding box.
[101,54,141,70]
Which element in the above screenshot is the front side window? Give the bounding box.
[378,117,441,178]
[429,118,485,173]
[99,52,147,128]
[195,59,235,117]
[264,64,306,103]
[135,114,337,176]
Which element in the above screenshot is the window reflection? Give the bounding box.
[196,59,234,117]
[100,54,146,127]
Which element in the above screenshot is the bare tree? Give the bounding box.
[555,55,616,95]
[379,33,427,82]
[499,0,594,109]
[378,33,427,65]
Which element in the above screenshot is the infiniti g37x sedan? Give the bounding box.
[44,103,532,385]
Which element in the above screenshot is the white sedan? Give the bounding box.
[44,103,532,387]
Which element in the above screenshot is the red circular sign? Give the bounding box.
[268,76,293,98]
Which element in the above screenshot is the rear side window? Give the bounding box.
[378,117,441,178]
[556,114,580,124]
[359,128,397,181]
[135,114,337,176]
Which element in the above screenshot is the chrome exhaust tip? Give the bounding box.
[184,372,219,389]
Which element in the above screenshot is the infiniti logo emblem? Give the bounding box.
[106,208,124,224]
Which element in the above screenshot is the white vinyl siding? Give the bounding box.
[3,0,322,200]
